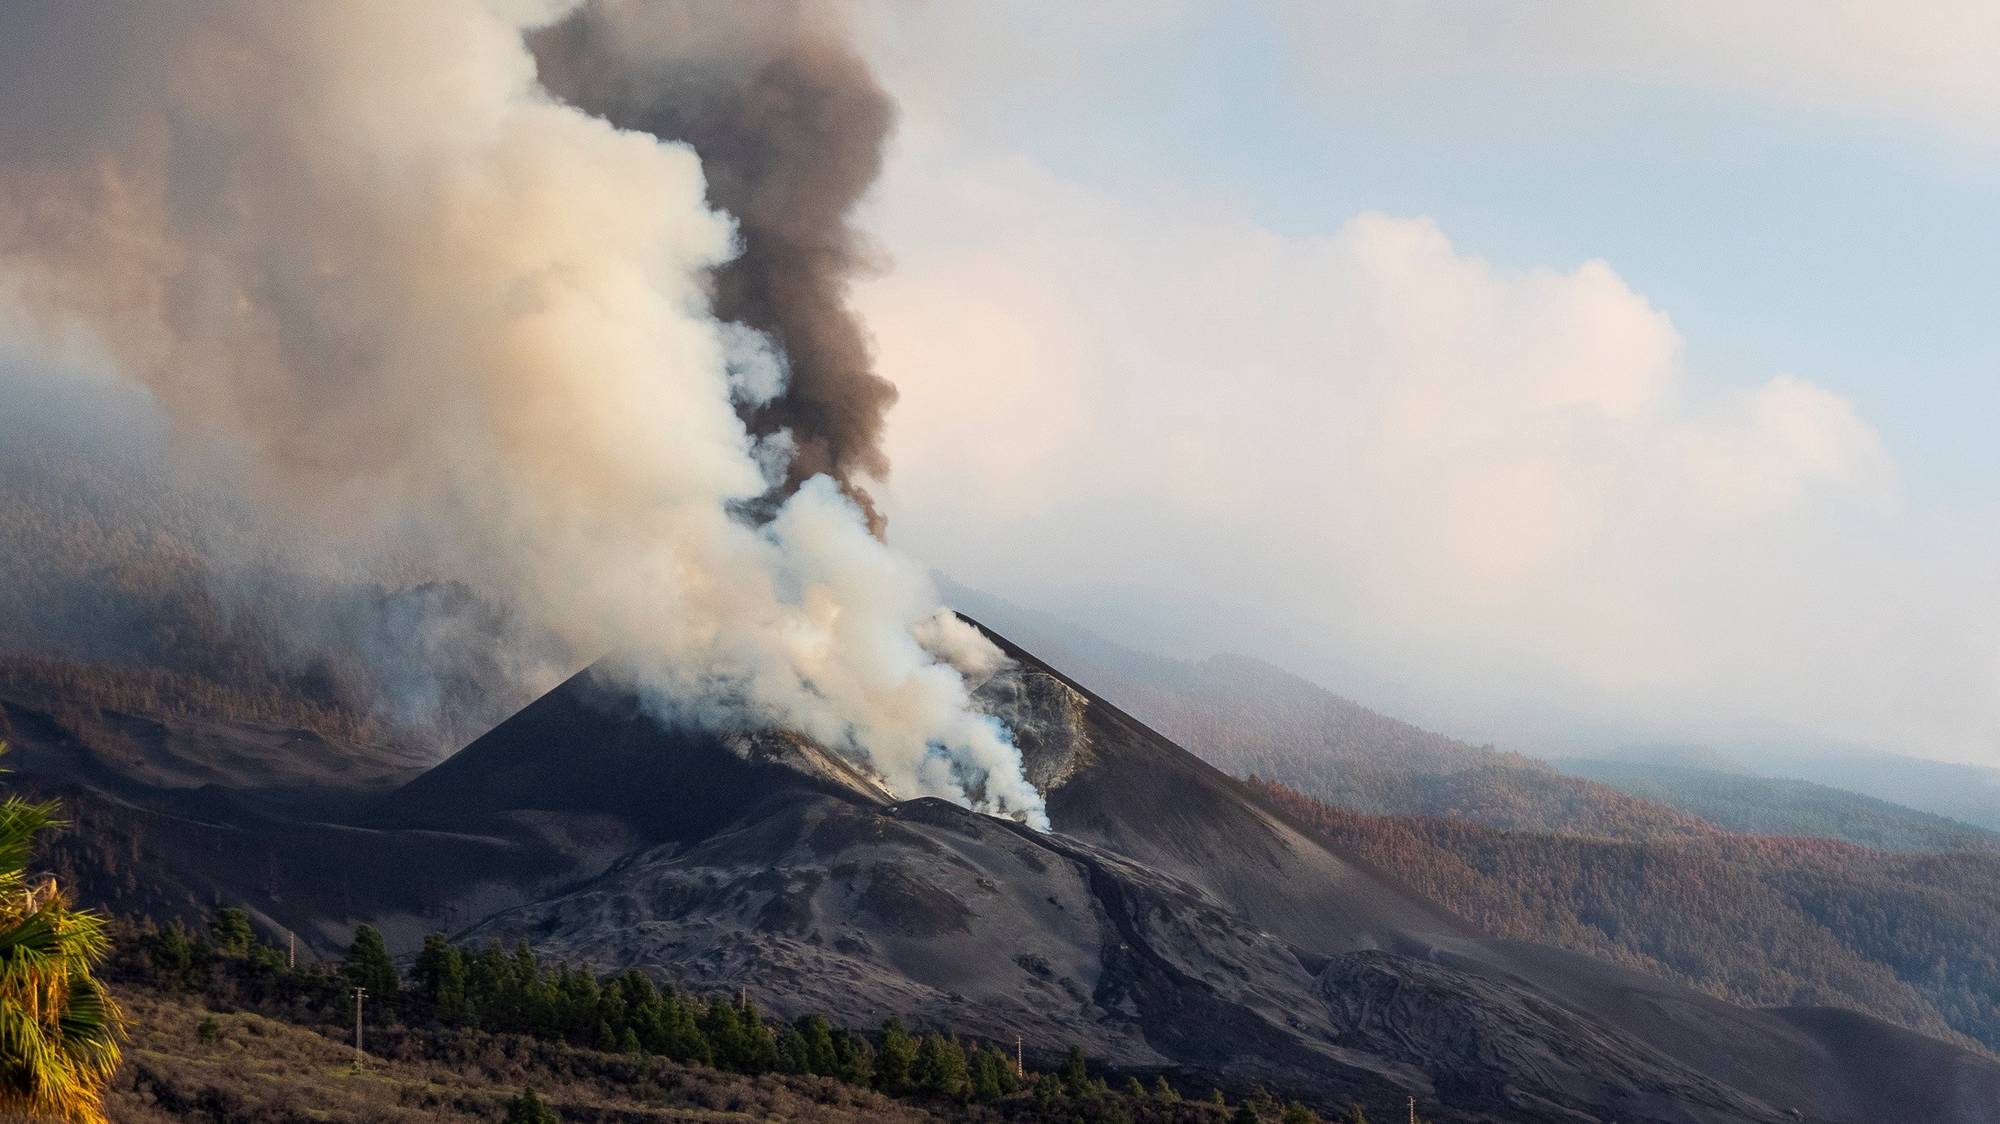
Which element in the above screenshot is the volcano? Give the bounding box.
[363,621,2000,1124]
[14,621,2000,1123]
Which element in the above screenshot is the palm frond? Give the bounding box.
[0,742,123,1123]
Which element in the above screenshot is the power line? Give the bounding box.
[350,984,366,1064]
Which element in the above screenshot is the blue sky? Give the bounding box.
[857,2,2000,762]
[940,4,2000,504]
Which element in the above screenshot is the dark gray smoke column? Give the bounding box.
[532,2,897,532]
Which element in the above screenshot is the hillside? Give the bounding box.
[1253,778,2000,1053]
[1558,758,2000,852]
[1718,744,2000,836]
[113,984,964,1112]
[0,379,546,752]
[942,582,1708,840]
[114,993,936,1124]
[21,627,2000,1121]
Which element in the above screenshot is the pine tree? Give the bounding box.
[702,999,748,1070]
[1281,1100,1319,1124]
[876,1018,918,1092]
[207,906,254,955]
[412,933,468,1023]
[913,1033,970,1099]
[776,1025,811,1074]
[661,990,712,1065]
[736,995,777,1072]
[970,1046,1006,1101]
[1058,1044,1090,1096]
[798,1013,838,1075]
[342,923,399,1002]
[1152,1075,1180,1102]
[833,1030,874,1087]
[149,922,196,988]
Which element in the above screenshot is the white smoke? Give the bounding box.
[0,0,1048,828]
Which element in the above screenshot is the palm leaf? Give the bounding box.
[0,742,124,1123]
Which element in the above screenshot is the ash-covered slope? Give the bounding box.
[14,620,1998,1122]
[433,622,2000,1124]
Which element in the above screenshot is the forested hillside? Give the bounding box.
[107,912,1380,1124]
[1559,759,2000,852]
[1254,778,2000,1053]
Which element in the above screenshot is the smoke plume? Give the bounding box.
[531,1,899,529]
[0,1,1046,827]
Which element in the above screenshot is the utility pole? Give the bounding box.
[351,987,367,1068]
[287,930,296,970]
[1014,1035,1024,1079]
[1408,1095,1417,1124]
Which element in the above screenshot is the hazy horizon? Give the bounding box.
[855,2,2000,769]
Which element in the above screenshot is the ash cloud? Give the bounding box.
[531,1,899,530]
[0,1,1045,827]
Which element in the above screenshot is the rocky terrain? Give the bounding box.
[16,620,2000,1123]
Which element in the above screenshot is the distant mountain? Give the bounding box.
[1557,758,2000,853]
[1743,746,2000,835]
[940,580,1709,840]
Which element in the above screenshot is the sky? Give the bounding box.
[847,1,2000,763]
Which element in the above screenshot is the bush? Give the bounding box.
[501,1088,558,1124]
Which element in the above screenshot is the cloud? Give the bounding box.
[1287,1,2000,143]
[858,147,2000,761]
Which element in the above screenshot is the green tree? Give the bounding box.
[876,1018,919,1092]
[1233,1104,1262,1124]
[833,1030,874,1087]
[342,923,400,1003]
[1152,1075,1180,1102]
[659,991,711,1065]
[776,1025,811,1074]
[502,1088,559,1124]
[913,1033,970,1099]
[735,996,777,1072]
[147,922,196,988]
[1058,1044,1090,1096]
[412,933,468,1023]
[207,906,255,955]
[0,746,125,1123]
[798,1013,838,1075]
[970,1046,1006,1101]
[1282,1101,1319,1124]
